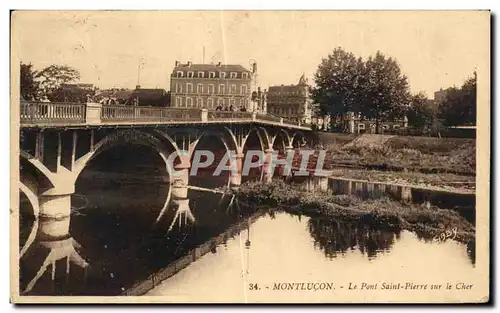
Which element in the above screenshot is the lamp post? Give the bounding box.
[249,59,258,113]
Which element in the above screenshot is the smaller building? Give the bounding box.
[95,86,170,106]
[267,74,312,124]
[130,86,170,107]
[341,112,408,134]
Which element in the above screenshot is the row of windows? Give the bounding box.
[174,96,249,109]
[174,83,248,95]
[175,71,249,79]
[269,107,302,116]
[357,123,401,130]
[268,90,306,97]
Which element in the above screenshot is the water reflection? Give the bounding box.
[20,217,89,295]
[147,212,478,302]
[19,172,475,296]
[307,217,400,260]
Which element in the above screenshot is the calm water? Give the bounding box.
[19,164,476,298]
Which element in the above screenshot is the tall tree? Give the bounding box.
[438,71,476,126]
[36,64,81,94]
[407,92,436,129]
[20,62,39,100]
[360,51,411,133]
[310,47,364,117]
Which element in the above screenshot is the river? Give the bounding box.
[18,152,477,300]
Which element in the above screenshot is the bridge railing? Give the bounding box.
[19,102,311,129]
[256,113,281,123]
[101,105,202,122]
[20,101,86,124]
[207,111,253,121]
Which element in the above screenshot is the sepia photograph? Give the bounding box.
[9,10,490,303]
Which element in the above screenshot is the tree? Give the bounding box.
[20,62,39,100]
[36,65,80,94]
[360,51,411,133]
[438,71,476,126]
[310,47,364,117]
[407,92,436,129]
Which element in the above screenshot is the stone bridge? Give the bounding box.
[18,101,314,220]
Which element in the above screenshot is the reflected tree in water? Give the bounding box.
[307,217,400,259]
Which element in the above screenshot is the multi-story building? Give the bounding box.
[434,88,452,103]
[170,61,253,111]
[266,74,312,124]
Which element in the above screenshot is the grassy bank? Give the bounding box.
[317,133,476,176]
[236,181,475,244]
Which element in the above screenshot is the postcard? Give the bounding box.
[10,10,490,303]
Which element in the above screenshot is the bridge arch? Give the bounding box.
[242,127,269,152]
[272,128,292,151]
[291,131,307,148]
[74,129,176,180]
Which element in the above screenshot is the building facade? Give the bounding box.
[266,74,312,124]
[334,112,408,134]
[170,61,253,111]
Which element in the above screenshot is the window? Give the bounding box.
[198,71,205,78]
[219,84,225,94]
[176,96,182,107]
[230,98,236,106]
[220,72,226,79]
[242,73,248,79]
[358,123,365,129]
[186,83,193,94]
[209,72,216,78]
[187,71,194,78]
[176,71,183,78]
[230,72,237,79]
[218,98,224,107]
[241,85,247,95]
[240,99,245,107]
[186,97,193,107]
[196,97,203,108]
[208,98,214,109]
[208,84,215,94]
[176,84,183,93]
[230,84,236,94]
[197,84,203,94]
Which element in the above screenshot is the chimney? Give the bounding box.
[135,85,141,90]
[187,61,192,67]
[216,62,222,67]
[175,60,180,67]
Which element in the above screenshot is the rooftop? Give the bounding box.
[172,62,251,73]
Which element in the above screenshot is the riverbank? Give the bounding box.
[235,181,475,244]
[315,133,476,193]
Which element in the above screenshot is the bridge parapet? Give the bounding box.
[20,101,86,125]
[19,101,311,130]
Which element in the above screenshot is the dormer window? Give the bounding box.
[220,72,226,79]
[176,71,183,78]
[230,72,237,79]
[187,71,194,78]
[198,71,205,78]
[242,73,248,79]
[209,72,216,78]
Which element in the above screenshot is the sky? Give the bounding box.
[11,10,489,99]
